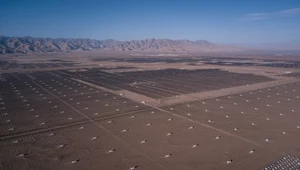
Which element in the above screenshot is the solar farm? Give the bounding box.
[1,56,300,170]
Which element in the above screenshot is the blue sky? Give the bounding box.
[0,0,300,44]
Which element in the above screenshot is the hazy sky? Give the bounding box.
[1,0,300,44]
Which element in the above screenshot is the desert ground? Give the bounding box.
[1,53,300,170]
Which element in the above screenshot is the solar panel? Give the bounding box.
[263,155,300,170]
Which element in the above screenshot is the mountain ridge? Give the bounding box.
[0,36,243,54]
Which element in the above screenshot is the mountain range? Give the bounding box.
[0,36,244,54]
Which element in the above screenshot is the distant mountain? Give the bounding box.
[0,36,243,54]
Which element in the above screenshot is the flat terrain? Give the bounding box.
[60,68,273,99]
[1,56,300,170]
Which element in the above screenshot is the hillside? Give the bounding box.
[0,36,243,54]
